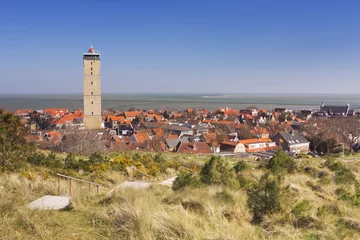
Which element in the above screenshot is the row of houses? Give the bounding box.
[17,101,357,157]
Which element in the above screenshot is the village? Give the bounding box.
[10,101,360,159]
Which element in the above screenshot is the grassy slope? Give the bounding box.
[2,154,360,239]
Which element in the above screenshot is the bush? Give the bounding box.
[335,167,356,185]
[234,160,248,173]
[292,200,312,217]
[215,190,235,204]
[200,156,238,188]
[64,153,81,170]
[267,150,296,174]
[172,173,201,191]
[27,152,62,168]
[89,153,109,164]
[324,158,343,171]
[237,174,255,189]
[247,172,282,224]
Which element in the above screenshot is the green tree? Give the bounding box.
[172,172,201,191]
[0,109,33,171]
[247,172,282,224]
[200,155,238,187]
[267,149,296,174]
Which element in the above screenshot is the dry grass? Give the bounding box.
[3,156,360,239]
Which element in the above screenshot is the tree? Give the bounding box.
[200,155,238,187]
[247,172,282,224]
[29,111,53,130]
[0,109,33,171]
[303,118,334,154]
[252,126,267,139]
[267,149,296,174]
[226,112,238,121]
[237,124,253,140]
[266,121,292,138]
[334,118,360,153]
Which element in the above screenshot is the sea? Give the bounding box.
[1,93,360,112]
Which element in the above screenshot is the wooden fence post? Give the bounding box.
[69,179,72,195]
[58,175,60,195]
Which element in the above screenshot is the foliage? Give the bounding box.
[215,189,235,204]
[247,172,282,224]
[335,187,360,206]
[324,158,356,185]
[172,172,201,191]
[292,200,312,217]
[267,149,296,175]
[335,166,356,185]
[27,152,62,168]
[200,155,238,187]
[234,160,248,173]
[0,110,33,171]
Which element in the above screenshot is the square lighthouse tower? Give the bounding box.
[83,46,102,129]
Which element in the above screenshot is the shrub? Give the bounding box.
[292,200,312,217]
[27,152,62,168]
[247,172,282,224]
[324,158,343,171]
[215,189,235,204]
[237,174,255,189]
[234,160,248,173]
[267,149,296,174]
[64,153,80,170]
[172,172,201,191]
[200,156,238,188]
[335,167,356,185]
[89,153,109,164]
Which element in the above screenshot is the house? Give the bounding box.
[130,131,150,143]
[175,142,213,154]
[145,122,194,136]
[312,111,328,118]
[251,127,269,138]
[14,109,33,118]
[43,131,63,144]
[166,137,189,151]
[44,108,68,118]
[124,111,142,120]
[320,102,349,117]
[117,123,134,136]
[220,138,277,153]
[108,116,125,129]
[272,131,310,153]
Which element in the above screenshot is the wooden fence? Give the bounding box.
[57,173,103,195]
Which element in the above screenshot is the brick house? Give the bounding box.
[272,131,310,153]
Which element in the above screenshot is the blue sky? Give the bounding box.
[1,0,359,94]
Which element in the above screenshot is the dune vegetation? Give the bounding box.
[2,149,360,240]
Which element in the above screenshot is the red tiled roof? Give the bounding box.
[166,134,179,140]
[153,128,164,136]
[124,111,142,118]
[176,142,212,154]
[221,140,239,146]
[44,108,68,117]
[134,132,150,143]
[14,109,33,115]
[110,116,125,123]
[238,138,272,145]
[246,146,278,153]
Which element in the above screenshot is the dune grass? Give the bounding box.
[2,154,360,239]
